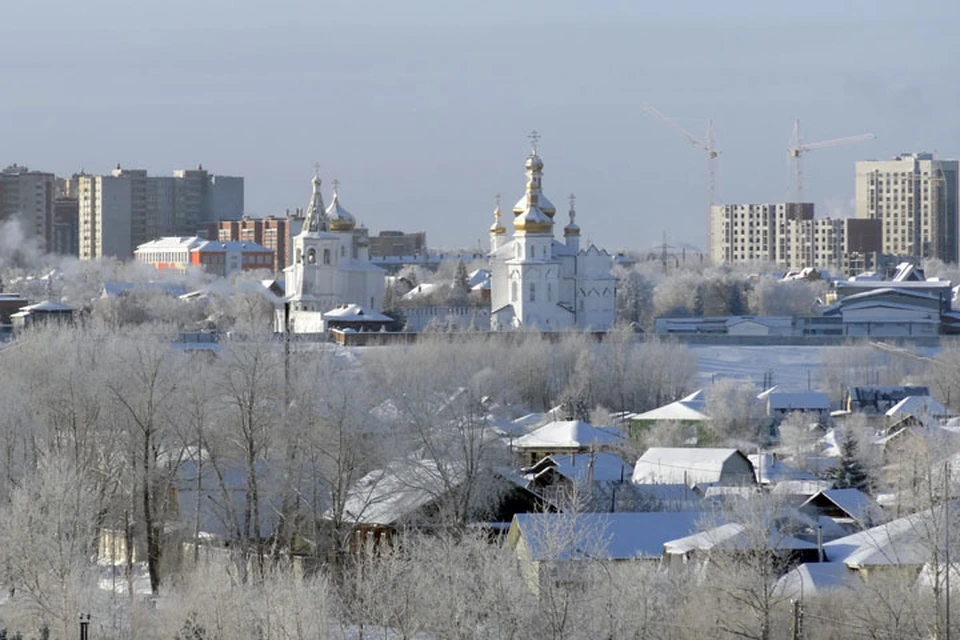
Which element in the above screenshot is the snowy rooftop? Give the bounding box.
[512,421,625,450]
[512,511,703,561]
[773,562,862,598]
[633,448,751,486]
[800,488,880,523]
[529,452,633,484]
[663,522,817,555]
[824,503,960,568]
[631,390,709,422]
[885,394,948,419]
[323,304,393,323]
[765,391,831,411]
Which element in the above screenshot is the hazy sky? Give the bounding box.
[1,0,957,252]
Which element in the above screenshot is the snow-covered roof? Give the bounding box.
[512,511,703,561]
[633,448,752,486]
[770,479,836,496]
[885,394,948,420]
[512,421,624,451]
[401,283,439,300]
[824,503,960,568]
[323,304,393,323]
[663,523,817,555]
[336,457,465,527]
[746,453,816,485]
[631,390,710,422]
[135,236,206,251]
[18,300,73,312]
[195,239,271,253]
[765,391,831,411]
[801,489,879,523]
[773,562,861,598]
[530,452,632,484]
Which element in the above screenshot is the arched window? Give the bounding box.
[511,281,518,302]
[307,248,316,264]
[529,283,536,302]
[323,248,330,265]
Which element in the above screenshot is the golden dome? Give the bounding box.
[490,198,506,234]
[325,180,356,231]
[513,205,553,234]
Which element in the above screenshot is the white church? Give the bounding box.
[283,173,385,333]
[488,134,616,331]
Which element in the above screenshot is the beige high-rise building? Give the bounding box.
[855,153,960,262]
[709,203,853,272]
[0,164,55,249]
[78,174,133,259]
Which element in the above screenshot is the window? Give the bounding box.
[341,246,345,257]
[307,248,316,264]
[323,248,330,265]
[547,283,553,302]
[529,283,536,302]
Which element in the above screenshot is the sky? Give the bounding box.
[1,0,958,253]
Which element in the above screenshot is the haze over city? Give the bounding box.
[1,0,957,251]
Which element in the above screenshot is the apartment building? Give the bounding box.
[710,203,813,266]
[0,164,55,249]
[855,153,960,263]
[78,174,133,259]
[77,165,244,259]
[710,203,874,273]
[211,215,291,271]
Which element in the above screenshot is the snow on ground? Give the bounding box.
[690,344,938,391]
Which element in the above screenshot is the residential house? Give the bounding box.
[799,488,882,533]
[847,386,931,415]
[507,511,703,596]
[632,447,756,487]
[511,420,625,466]
[627,390,710,442]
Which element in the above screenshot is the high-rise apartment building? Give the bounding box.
[855,153,960,263]
[76,166,243,259]
[709,203,865,273]
[710,202,882,275]
[710,203,813,267]
[78,174,133,259]
[0,164,55,249]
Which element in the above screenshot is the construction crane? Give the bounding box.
[788,119,875,203]
[641,103,719,208]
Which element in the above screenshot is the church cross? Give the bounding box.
[528,129,541,153]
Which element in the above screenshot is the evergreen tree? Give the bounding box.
[728,282,746,315]
[450,259,471,304]
[693,285,705,317]
[826,431,872,492]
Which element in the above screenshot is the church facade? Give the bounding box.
[284,174,385,333]
[488,136,616,331]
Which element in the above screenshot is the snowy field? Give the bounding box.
[690,344,939,391]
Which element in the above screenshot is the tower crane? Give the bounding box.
[641,103,719,208]
[788,119,875,203]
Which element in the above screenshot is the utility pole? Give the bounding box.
[791,599,804,640]
[946,460,952,640]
